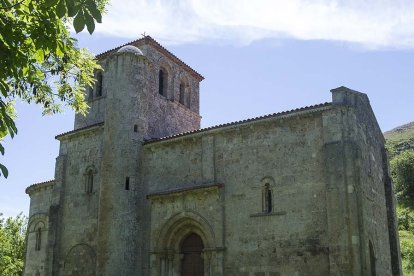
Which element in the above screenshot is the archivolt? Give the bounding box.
[155,210,216,251]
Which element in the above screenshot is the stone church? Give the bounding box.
[24,36,401,276]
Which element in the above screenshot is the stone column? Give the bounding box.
[202,250,212,276]
[167,251,174,276]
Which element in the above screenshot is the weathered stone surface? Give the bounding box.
[24,37,401,276]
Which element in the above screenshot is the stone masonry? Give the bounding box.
[24,36,401,276]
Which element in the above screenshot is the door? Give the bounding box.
[181,233,204,276]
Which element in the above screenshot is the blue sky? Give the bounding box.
[1,0,414,218]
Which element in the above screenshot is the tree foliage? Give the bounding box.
[0,0,108,178]
[391,151,414,203]
[0,213,27,276]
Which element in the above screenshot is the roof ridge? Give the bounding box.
[55,122,104,140]
[95,37,145,59]
[95,35,204,81]
[144,102,332,144]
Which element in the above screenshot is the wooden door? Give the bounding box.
[181,233,204,276]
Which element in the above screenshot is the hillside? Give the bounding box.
[384,121,414,275]
[384,121,414,157]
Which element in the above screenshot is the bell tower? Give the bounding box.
[86,38,203,274]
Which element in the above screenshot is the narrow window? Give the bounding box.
[133,125,138,132]
[125,177,130,190]
[264,183,272,213]
[35,227,41,251]
[88,86,93,101]
[179,82,185,104]
[96,71,103,97]
[159,69,164,95]
[369,241,376,276]
[86,171,93,194]
[186,91,191,108]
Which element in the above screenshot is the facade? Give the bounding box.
[24,36,401,276]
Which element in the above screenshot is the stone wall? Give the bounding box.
[25,183,54,276]
[143,106,334,275]
[55,126,103,275]
[74,96,106,130]
[74,43,201,138]
[331,87,400,275]
[142,88,400,276]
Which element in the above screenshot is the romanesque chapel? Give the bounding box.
[24,36,401,276]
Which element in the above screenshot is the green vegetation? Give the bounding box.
[386,121,414,274]
[391,151,414,204]
[0,0,108,178]
[0,213,27,276]
[385,121,414,158]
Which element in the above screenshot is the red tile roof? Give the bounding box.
[144,102,332,145]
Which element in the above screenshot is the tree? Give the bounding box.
[0,213,27,276]
[0,0,108,178]
[391,151,414,204]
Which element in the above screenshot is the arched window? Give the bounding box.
[159,69,166,96]
[86,170,93,194]
[264,183,272,213]
[96,71,103,97]
[35,227,41,251]
[179,82,185,104]
[84,166,96,194]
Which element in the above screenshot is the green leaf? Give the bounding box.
[85,0,102,23]
[56,0,67,18]
[84,11,95,34]
[73,10,85,33]
[0,80,8,97]
[44,0,60,8]
[56,40,65,57]
[0,143,4,155]
[0,163,8,178]
[66,0,78,17]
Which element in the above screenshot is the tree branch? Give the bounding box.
[0,0,24,10]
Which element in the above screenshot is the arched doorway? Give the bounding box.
[180,233,204,276]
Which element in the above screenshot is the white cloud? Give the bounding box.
[93,0,414,48]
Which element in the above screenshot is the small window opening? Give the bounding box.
[86,171,93,194]
[96,71,103,97]
[88,87,93,101]
[264,183,272,213]
[125,177,130,190]
[179,83,185,104]
[159,69,165,96]
[369,240,376,276]
[186,90,191,108]
[35,227,41,251]
[133,125,138,132]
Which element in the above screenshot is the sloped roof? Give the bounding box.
[26,180,55,195]
[96,35,204,81]
[55,122,104,140]
[144,102,332,145]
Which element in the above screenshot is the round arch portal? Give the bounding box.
[152,211,219,276]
